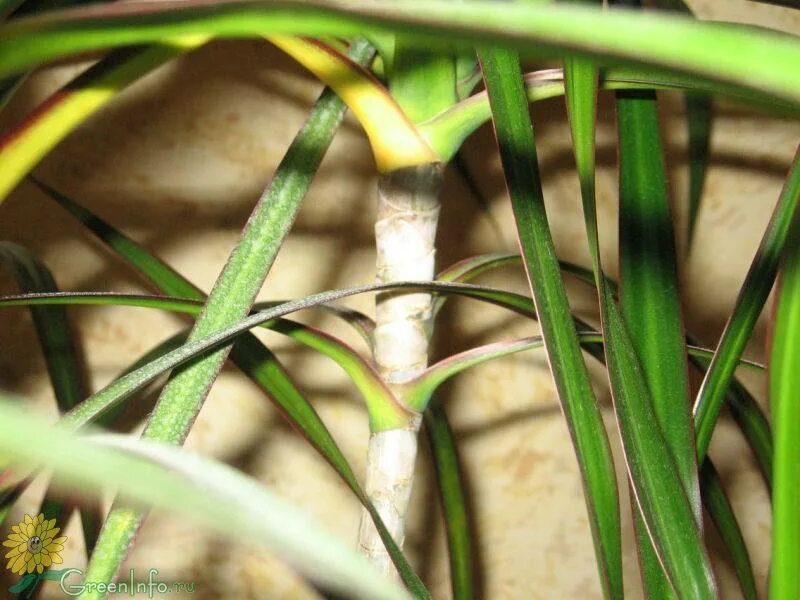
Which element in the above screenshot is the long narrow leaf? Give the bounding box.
[424,405,474,600]
[0,40,207,200]
[613,72,699,599]
[70,37,428,598]
[3,0,800,111]
[0,397,409,600]
[0,242,84,409]
[768,211,800,600]
[478,47,621,599]
[700,461,757,600]
[562,41,714,597]
[0,242,102,551]
[2,290,761,400]
[0,283,765,598]
[615,87,698,514]
[695,146,800,459]
[421,67,796,162]
[436,251,773,486]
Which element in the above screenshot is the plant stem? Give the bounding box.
[358,162,443,575]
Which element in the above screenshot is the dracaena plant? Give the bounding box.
[0,0,797,599]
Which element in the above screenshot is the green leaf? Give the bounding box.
[689,349,773,486]
[421,67,797,162]
[0,290,407,428]
[3,0,800,108]
[436,251,773,485]
[424,405,474,600]
[614,85,699,596]
[37,179,378,345]
[0,286,541,600]
[694,146,800,460]
[412,333,755,600]
[454,50,480,100]
[726,381,773,487]
[59,38,426,598]
[28,50,427,592]
[562,43,714,597]
[5,289,760,398]
[0,242,84,410]
[478,46,621,600]
[651,0,713,249]
[93,324,426,597]
[0,397,410,600]
[0,242,103,552]
[768,209,800,600]
[0,42,206,200]
[700,461,757,600]
[389,40,457,124]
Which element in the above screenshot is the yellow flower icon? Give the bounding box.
[2,513,67,575]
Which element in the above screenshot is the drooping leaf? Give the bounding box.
[0,40,208,201]
[0,242,102,551]
[478,46,622,600]
[421,67,797,162]
[3,0,800,109]
[2,289,761,398]
[0,397,410,600]
[0,242,84,409]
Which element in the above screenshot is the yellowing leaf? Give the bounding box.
[268,36,438,172]
[0,36,209,203]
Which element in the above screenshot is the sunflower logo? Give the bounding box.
[2,513,67,576]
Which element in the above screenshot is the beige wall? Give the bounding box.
[0,2,798,598]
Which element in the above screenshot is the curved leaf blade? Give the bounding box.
[0,242,103,550]
[268,36,437,171]
[0,398,410,600]
[0,242,84,410]
[3,0,800,108]
[0,40,207,200]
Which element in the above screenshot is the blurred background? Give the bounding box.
[0,1,798,597]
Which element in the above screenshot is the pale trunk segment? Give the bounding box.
[359,164,443,575]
